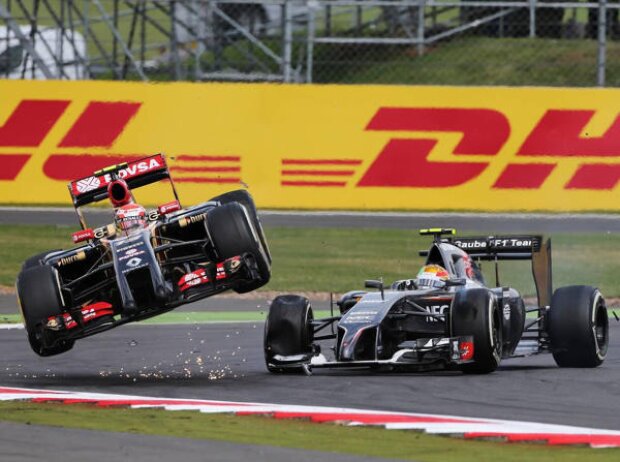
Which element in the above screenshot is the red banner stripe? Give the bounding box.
[281,170,355,176]
[58,101,141,148]
[174,177,240,183]
[0,154,31,180]
[281,180,347,187]
[176,155,240,162]
[171,166,240,173]
[282,159,362,165]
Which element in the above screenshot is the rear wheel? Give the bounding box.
[16,265,74,357]
[264,295,314,373]
[451,288,502,374]
[549,286,608,367]
[207,202,270,293]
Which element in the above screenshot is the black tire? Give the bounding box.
[451,288,502,374]
[548,286,608,368]
[207,202,270,293]
[21,250,60,271]
[16,266,74,357]
[264,295,314,373]
[209,189,271,264]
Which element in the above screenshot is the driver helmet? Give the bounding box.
[416,264,450,289]
[115,203,148,235]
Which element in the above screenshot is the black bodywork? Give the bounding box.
[17,155,270,353]
[265,229,587,373]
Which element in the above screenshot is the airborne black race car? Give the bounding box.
[264,229,609,374]
[16,154,271,357]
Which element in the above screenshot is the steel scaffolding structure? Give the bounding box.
[0,0,618,85]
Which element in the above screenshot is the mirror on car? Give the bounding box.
[158,200,181,216]
[444,278,467,287]
[365,279,382,289]
[72,228,94,244]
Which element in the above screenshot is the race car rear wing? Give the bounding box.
[67,154,178,208]
[452,235,552,307]
[420,232,553,308]
[451,235,542,260]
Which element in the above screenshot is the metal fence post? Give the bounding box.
[417,0,426,56]
[597,0,607,86]
[306,0,315,83]
[283,0,293,82]
[529,0,537,38]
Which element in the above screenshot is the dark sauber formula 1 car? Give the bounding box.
[264,229,609,374]
[16,154,271,357]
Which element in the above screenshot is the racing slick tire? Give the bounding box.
[21,250,60,271]
[210,189,271,264]
[264,295,314,373]
[16,266,74,357]
[207,202,270,293]
[451,288,502,374]
[548,285,608,368]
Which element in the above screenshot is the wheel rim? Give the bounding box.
[593,302,609,359]
[490,301,502,362]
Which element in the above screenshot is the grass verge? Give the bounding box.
[0,401,618,462]
[3,225,620,297]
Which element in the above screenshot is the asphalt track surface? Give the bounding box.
[2,206,620,232]
[2,321,620,432]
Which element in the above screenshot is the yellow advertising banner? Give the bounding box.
[1,80,620,211]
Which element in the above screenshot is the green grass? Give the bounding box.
[0,401,617,462]
[313,36,620,86]
[3,224,620,297]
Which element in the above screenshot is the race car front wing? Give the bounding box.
[269,335,474,372]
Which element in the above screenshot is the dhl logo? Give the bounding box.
[0,100,241,184]
[281,108,620,190]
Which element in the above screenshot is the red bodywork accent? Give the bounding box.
[460,340,474,361]
[178,268,210,292]
[51,302,114,330]
[177,257,242,292]
[107,179,133,207]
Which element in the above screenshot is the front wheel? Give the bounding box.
[548,286,608,367]
[16,265,74,357]
[264,295,314,373]
[207,202,270,293]
[451,288,502,374]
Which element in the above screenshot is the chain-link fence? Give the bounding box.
[1,0,619,85]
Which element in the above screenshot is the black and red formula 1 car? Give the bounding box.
[16,154,271,356]
[264,228,609,374]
